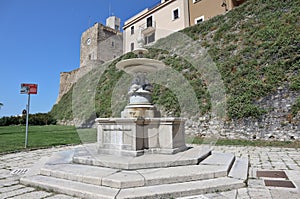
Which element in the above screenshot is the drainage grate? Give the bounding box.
[257,170,288,179]
[10,168,28,175]
[264,180,296,188]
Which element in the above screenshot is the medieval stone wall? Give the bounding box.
[56,60,103,103]
[185,85,300,141]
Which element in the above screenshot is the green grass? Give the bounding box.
[1,125,299,155]
[0,125,85,154]
[187,136,300,148]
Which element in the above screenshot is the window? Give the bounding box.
[146,16,153,27]
[88,54,92,60]
[173,8,179,20]
[145,33,155,45]
[193,0,201,3]
[112,41,115,47]
[195,16,204,24]
[131,42,134,51]
[131,26,134,35]
[115,25,119,30]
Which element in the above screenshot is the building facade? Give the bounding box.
[80,16,123,68]
[123,0,189,53]
[189,0,246,25]
[123,0,246,53]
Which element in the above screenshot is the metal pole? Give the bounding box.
[25,94,30,148]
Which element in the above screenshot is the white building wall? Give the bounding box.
[123,0,189,53]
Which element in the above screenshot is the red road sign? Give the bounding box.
[20,83,38,94]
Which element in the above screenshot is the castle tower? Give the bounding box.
[80,16,123,68]
[106,16,121,31]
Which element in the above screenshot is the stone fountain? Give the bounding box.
[20,31,248,198]
[96,35,187,156]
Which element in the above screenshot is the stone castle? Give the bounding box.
[57,16,123,102]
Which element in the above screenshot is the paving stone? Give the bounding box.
[238,188,272,199]
[7,190,52,199]
[203,190,237,199]
[269,189,300,199]
[0,187,35,199]
[0,179,20,187]
[0,184,25,193]
[248,179,265,188]
[45,194,80,199]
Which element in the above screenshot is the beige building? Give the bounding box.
[123,0,189,53]
[189,0,246,25]
[123,0,246,52]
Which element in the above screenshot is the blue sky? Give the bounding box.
[0,0,161,117]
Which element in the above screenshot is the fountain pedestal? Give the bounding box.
[96,117,187,156]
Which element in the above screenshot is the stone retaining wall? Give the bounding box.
[185,85,300,141]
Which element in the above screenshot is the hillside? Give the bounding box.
[50,0,299,139]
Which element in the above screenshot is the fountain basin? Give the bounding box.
[116,58,165,74]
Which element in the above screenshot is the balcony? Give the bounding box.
[140,20,156,35]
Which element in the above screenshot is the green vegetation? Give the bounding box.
[291,97,300,117]
[188,136,300,148]
[51,0,300,121]
[0,125,82,154]
[180,0,299,119]
[0,113,56,126]
[1,125,299,154]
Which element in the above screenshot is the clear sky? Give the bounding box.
[0,0,161,117]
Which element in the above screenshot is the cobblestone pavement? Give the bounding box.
[0,145,299,199]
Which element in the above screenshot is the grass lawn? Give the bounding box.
[1,125,299,154]
[187,136,300,148]
[0,125,87,154]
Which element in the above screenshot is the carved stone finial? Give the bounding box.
[133,28,149,56]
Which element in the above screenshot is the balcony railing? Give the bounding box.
[140,21,156,35]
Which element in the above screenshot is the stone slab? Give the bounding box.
[73,145,211,170]
[200,152,235,173]
[228,157,249,181]
[20,175,119,199]
[102,171,145,188]
[116,177,245,199]
[40,164,118,186]
[138,164,227,186]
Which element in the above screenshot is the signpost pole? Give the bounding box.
[20,83,37,148]
[25,94,30,148]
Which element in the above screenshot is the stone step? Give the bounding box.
[21,175,245,199]
[73,146,212,170]
[40,164,119,186]
[40,163,229,188]
[200,152,235,173]
[20,175,119,199]
[228,157,249,181]
[117,177,245,199]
